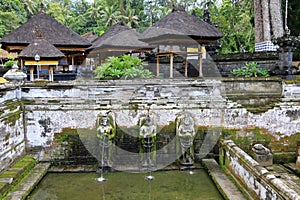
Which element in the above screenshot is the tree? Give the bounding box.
[211,0,255,53]
[100,5,123,27]
[45,2,66,24]
[23,0,39,19]
[0,11,22,39]
[254,0,284,43]
[123,6,140,28]
[84,1,103,23]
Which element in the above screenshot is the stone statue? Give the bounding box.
[252,144,273,167]
[139,115,157,168]
[176,112,196,166]
[97,114,115,168]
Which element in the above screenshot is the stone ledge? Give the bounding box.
[202,158,246,200]
[221,140,300,200]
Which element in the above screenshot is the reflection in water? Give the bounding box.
[28,171,224,200]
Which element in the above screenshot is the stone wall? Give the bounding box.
[221,140,300,200]
[213,52,282,77]
[19,79,300,149]
[1,79,300,168]
[0,84,25,171]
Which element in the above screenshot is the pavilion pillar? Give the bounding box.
[71,56,75,71]
[185,47,188,77]
[49,66,54,81]
[198,44,203,77]
[170,45,173,78]
[156,47,160,77]
[30,66,34,81]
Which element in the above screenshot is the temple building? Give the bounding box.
[87,22,153,67]
[0,4,91,81]
[139,9,223,78]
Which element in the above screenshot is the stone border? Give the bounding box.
[220,140,300,200]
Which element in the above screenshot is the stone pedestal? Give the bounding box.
[252,144,273,167]
[296,142,300,171]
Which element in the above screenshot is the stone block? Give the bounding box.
[296,142,300,171]
[296,157,300,171]
[252,144,273,167]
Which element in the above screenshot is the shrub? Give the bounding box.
[94,55,153,80]
[4,59,15,68]
[231,62,270,77]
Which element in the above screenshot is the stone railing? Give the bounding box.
[220,140,300,200]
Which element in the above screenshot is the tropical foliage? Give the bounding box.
[94,55,153,79]
[231,62,270,77]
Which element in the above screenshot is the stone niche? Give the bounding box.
[252,144,273,167]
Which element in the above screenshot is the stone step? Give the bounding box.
[202,159,246,200]
[5,162,50,200]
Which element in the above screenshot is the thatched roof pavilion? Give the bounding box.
[18,37,65,60]
[88,23,153,64]
[0,9,91,52]
[17,32,65,81]
[140,9,223,78]
[0,4,92,81]
[140,9,223,44]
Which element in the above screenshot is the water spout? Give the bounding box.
[96,136,107,182]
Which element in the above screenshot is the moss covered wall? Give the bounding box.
[1,79,299,169]
[0,86,25,171]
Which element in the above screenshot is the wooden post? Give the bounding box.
[156,56,160,77]
[170,45,173,78]
[49,66,53,81]
[30,66,34,81]
[156,46,160,77]
[71,56,74,71]
[198,45,203,77]
[185,47,188,77]
[36,62,40,80]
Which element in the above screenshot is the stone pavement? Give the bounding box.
[202,158,246,200]
[272,164,300,197]
[5,162,50,200]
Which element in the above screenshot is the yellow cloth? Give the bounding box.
[0,77,8,84]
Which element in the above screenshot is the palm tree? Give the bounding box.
[123,7,139,28]
[24,0,39,19]
[197,0,216,9]
[100,5,123,27]
[85,3,103,22]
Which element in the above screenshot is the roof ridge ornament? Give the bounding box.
[39,3,45,13]
[203,8,211,24]
[172,6,185,13]
[34,26,43,39]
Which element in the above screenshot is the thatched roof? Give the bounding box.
[18,37,65,59]
[89,23,130,50]
[1,10,91,49]
[140,9,223,44]
[82,32,98,43]
[89,23,152,52]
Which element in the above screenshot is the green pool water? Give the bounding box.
[27,170,224,200]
